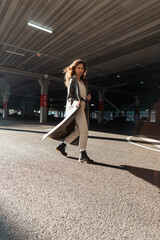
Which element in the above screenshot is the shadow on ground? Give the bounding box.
[68,156,160,188]
[0,213,29,240]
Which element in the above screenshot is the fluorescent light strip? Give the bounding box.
[28,22,52,33]
[6,50,25,56]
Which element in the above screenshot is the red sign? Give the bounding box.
[99,101,104,111]
[40,95,48,107]
[135,106,139,114]
[3,102,8,109]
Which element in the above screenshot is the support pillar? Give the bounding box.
[152,98,160,123]
[39,78,51,123]
[21,100,26,118]
[98,89,105,124]
[135,96,139,124]
[2,91,8,118]
[155,99,160,123]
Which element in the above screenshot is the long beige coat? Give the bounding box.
[43,76,89,145]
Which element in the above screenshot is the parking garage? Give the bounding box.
[0,1,160,239]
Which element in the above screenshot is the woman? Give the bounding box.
[56,59,93,164]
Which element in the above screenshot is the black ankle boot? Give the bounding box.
[56,142,67,156]
[78,151,94,164]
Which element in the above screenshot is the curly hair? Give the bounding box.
[63,59,87,87]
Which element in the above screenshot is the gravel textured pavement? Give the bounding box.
[0,119,160,240]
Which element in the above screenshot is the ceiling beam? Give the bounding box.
[0,66,64,83]
[0,66,112,90]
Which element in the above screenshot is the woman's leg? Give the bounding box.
[76,106,93,163]
[65,106,88,148]
[75,107,88,150]
[56,106,91,162]
[56,124,79,156]
[65,125,80,144]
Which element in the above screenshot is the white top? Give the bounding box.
[78,80,87,100]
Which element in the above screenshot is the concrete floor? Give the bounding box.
[0,118,160,240]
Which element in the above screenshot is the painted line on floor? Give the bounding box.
[140,137,160,149]
[126,136,160,152]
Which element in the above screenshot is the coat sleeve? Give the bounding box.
[65,78,80,118]
[67,78,80,105]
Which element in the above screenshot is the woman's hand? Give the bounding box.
[76,101,81,107]
[87,94,91,101]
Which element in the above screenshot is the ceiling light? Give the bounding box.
[136,63,147,69]
[98,74,108,78]
[28,22,52,33]
[6,50,25,56]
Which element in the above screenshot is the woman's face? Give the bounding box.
[75,64,85,78]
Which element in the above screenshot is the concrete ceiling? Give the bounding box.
[0,0,160,109]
